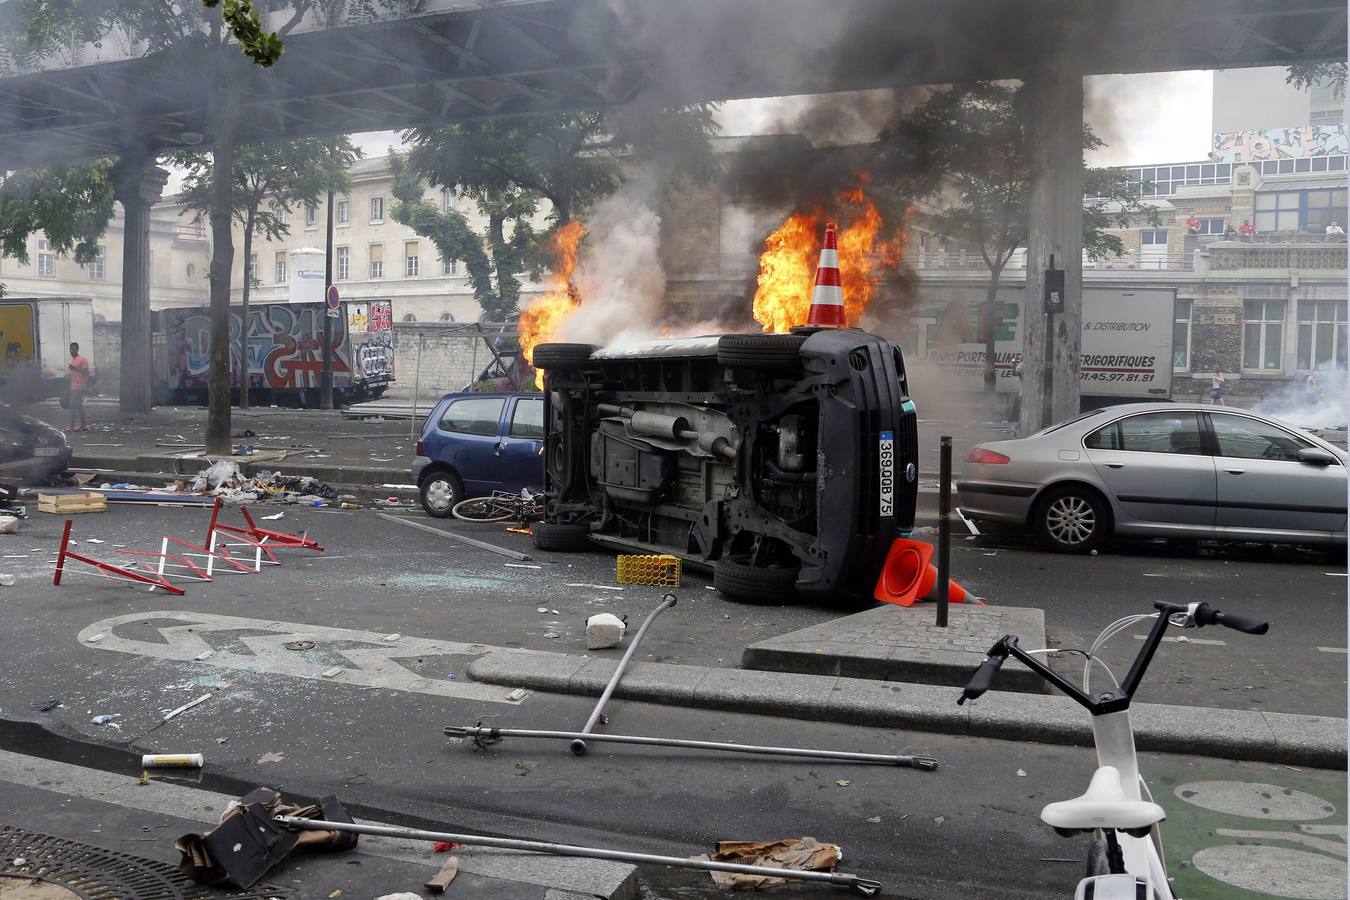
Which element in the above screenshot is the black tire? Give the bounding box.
[418,470,463,519]
[532,521,592,551]
[713,557,799,603]
[716,333,807,372]
[1034,484,1109,554]
[532,343,597,370]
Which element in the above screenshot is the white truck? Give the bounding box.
[0,297,95,403]
[893,286,1176,405]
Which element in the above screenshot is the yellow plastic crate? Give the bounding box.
[616,554,682,587]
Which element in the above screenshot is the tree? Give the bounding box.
[1287,60,1347,96]
[0,161,117,295]
[888,82,1160,397]
[174,136,358,406]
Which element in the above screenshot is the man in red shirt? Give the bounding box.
[67,342,92,433]
[1186,215,1201,234]
[1238,220,1255,240]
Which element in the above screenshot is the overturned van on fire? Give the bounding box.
[530,329,918,604]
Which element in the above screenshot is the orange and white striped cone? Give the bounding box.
[806,221,846,327]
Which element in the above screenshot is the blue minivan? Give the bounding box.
[413,392,545,517]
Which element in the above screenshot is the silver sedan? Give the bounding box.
[957,402,1348,553]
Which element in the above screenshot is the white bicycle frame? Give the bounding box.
[1079,709,1173,898]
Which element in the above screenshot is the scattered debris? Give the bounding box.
[85,632,105,643]
[260,512,285,521]
[934,816,945,825]
[142,753,204,768]
[504,563,542,569]
[195,650,215,661]
[709,838,842,891]
[433,841,464,853]
[0,574,14,586]
[586,613,627,650]
[836,780,850,787]
[382,633,401,642]
[536,607,548,614]
[91,714,117,725]
[0,515,18,534]
[321,667,343,678]
[865,816,882,823]
[162,693,212,722]
[617,553,682,587]
[425,856,460,893]
[30,699,61,712]
[85,538,105,544]
[285,641,316,651]
[506,689,527,702]
[258,752,286,764]
[1016,769,1027,777]
[566,583,623,591]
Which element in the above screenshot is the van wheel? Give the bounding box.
[532,343,597,370]
[1035,485,1108,554]
[419,471,463,519]
[532,521,592,551]
[716,334,807,372]
[713,557,799,603]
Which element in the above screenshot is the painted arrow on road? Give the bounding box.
[77,611,525,705]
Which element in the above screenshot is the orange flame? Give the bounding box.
[519,221,587,387]
[752,181,906,333]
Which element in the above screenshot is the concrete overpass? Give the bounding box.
[0,0,1342,421]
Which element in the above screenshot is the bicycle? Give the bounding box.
[957,600,1268,899]
[452,488,544,524]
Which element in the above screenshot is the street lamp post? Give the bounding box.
[320,176,335,410]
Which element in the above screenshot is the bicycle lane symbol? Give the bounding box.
[1147,760,1346,900]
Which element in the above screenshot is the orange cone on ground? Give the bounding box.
[873,538,981,606]
[806,222,846,327]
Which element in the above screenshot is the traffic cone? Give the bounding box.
[806,221,846,327]
[873,538,980,606]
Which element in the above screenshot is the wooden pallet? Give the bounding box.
[37,491,108,514]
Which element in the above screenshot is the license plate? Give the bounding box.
[34,448,62,457]
[878,430,894,517]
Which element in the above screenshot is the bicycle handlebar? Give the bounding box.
[1192,603,1269,635]
[957,646,1008,705]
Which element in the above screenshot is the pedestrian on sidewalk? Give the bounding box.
[1209,370,1226,406]
[66,342,92,433]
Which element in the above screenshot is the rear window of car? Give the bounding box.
[1033,408,1106,437]
[509,398,545,438]
[439,397,505,436]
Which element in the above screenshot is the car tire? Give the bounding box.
[1035,485,1109,554]
[418,470,463,519]
[713,557,799,603]
[716,334,807,372]
[531,521,592,551]
[532,343,597,370]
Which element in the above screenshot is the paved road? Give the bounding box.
[0,503,1344,898]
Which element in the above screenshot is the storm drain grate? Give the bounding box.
[0,825,288,900]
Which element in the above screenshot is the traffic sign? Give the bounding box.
[326,285,340,309]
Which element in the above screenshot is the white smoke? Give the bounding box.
[1252,362,1348,431]
[561,181,668,349]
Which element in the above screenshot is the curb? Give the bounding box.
[466,649,1347,770]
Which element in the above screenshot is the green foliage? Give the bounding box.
[0,159,116,266]
[1287,60,1347,97]
[201,0,284,66]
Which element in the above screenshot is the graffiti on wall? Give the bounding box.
[165,304,352,391]
[1213,126,1349,162]
[346,300,395,380]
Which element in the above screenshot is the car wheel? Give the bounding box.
[419,471,463,519]
[713,557,799,603]
[716,334,807,372]
[532,343,597,370]
[1035,485,1108,554]
[531,521,592,551]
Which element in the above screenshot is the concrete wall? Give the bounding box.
[382,323,515,404]
[1213,67,1311,134]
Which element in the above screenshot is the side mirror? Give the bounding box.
[1297,447,1337,466]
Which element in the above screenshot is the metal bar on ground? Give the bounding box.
[444,725,938,769]
[274,817,881,895]
[936,436,952,629]
[572,593,677,756]
[375,512,532,561]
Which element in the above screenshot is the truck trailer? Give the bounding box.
[0,297,95,403]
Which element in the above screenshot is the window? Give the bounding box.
[404,241,419,277]
[442,189,455,213]
[369,244,383,279]
[438,397,505,436]
[87,245,105,280]
[1210,414,1312,462]
[1243,300,1286,371]
[336,246,349,281]
[370,196,384,223]
[442,256,457,276]
[1173,299,1192,370]
[36,239,53,277]
[1255,189,1349,233]
[402,313,417,323]
[186,262,195,280]
[1194,218,1225,235]
[275,251,287,284]
[509,398,545,438]
[246,253,258,284]
[1085,412,1204,455]
[275,207,289,226]
[1306,189,1348,232]
[305,204,317,229]
[438,312,456,322]
[1297,300,1347,370]
[336,198,350,225]
[1140,229,1168,245]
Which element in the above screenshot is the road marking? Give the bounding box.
[77,611,524,704]
[1132,634,1226,646]
[1317,646,1348,654]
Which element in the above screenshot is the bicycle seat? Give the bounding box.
[1040,766,1166,832]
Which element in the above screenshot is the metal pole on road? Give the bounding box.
[275,816,884,895]
[936,436,952,628]
[572,592,677,755]
[320,144,336,410]
[445,725,939,769]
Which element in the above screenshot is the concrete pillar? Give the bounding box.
[1020,59,1084,434]
[110,158,169,413]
